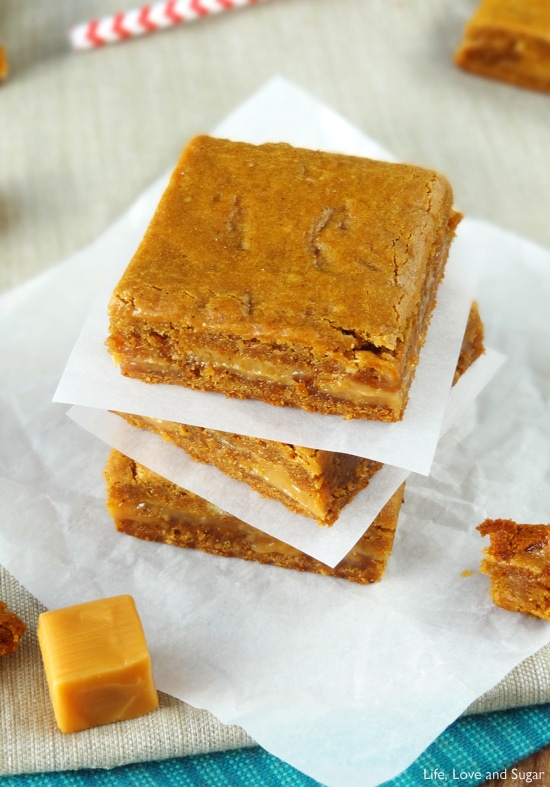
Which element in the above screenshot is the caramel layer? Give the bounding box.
[104,449,404,584]
[118,413,382,525]
[125,352,406,411]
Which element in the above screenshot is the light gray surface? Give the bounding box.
[2,0,550,776]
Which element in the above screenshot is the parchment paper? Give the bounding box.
[2,79,550,787]
[66,339,503,568]
[54,248,473,477]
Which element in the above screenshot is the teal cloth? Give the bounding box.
[4,704,550,787]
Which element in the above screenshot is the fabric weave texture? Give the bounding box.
[3,704,550,787]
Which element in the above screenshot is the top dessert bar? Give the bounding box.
[454,0,550,94]
[107,135,461,421]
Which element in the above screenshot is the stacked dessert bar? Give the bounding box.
[103,135,482,583]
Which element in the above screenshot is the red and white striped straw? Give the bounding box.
[70,0,267,51]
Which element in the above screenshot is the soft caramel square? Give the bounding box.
[37,595,158,733]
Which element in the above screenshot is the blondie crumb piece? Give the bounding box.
[455,0,550,94]
[478,518,550,620]
[114,300,484,526]
[0,601,26,656]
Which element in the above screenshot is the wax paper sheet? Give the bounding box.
[2,79,550,787]
[66,338,502,568]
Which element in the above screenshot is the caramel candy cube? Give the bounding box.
[37,595,158,733]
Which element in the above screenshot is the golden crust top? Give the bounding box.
[110,135,457,355]
[478,518,550,561]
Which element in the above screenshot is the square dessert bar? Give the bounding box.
[104,449,405,585]
[115,302,484,527]
[454,0,550,94]
[478,518,550,620]
[117,414,382,526]
[107,135,461,421]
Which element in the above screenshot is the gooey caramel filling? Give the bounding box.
[117,413,381,524]
[124,350,405,410]
[114,499,392,563]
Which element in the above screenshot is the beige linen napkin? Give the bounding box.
[1,567,255,776]
[3,565,550,776]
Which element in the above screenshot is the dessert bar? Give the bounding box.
[116,414,382,526]
[478,518,550,620]
[114,301,484,526]
[0,600,26,656]
[104,449,405,584]
[107,135,461,421]
[0,46,8,84]
[454,0,550,94]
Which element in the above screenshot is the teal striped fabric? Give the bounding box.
[4,704,550,787]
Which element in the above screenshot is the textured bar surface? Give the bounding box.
[107,135,460,421]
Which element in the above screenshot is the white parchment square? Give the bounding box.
[66,342,503,568]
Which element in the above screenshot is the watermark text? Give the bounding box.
[423,767,545,783]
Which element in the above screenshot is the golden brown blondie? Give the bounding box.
[455,0,550,94]
[0,601,26,656]
[107,136,461,421]
[478,518,550,620]
[104,449,404,584]
[116,415,382,526]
